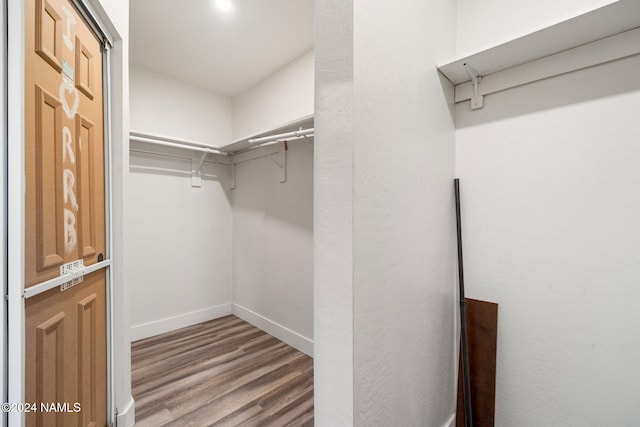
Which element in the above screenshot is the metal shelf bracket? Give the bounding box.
[464,63,484,110]
[279,144,287,183]
[256,142,287,183]
[191,149,234,188]
[230,163,236,190]
[191,151,209,187]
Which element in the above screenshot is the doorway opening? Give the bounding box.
[127,1,315,425]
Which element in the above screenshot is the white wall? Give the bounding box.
[352,0,457,425]
[455,0,615,53]
[232,50,314,141]
[456,45,640,427]
[228,49,315,356]
[130,65,232,146]
[314,0,355,424]
[315,0,457,425]
[93,0,128,37]
[127,66,233,340]
[231,142,314,355]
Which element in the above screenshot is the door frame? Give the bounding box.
[6,0,116,425]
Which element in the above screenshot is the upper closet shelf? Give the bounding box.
[129,117,314,189]
[219,115,314,153]
[438,0,640,109]
[130,130,228,156]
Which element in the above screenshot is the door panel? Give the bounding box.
[75,114,98,259]
[34,85,65,271]
[25,0,107,425]
[78,293,98,427]
[35,0,63,72]
[75,37,95,99]
[26,0,105,286]
[35,312,65,423]
[25,273,107,427]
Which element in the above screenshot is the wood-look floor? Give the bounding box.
[131,315,313,426]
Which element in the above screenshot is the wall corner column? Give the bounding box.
[314,0,355,425]
[315,0,457,425]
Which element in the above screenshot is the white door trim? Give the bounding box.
[7,1,27,426]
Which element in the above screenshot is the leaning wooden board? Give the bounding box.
[457,298,499,427]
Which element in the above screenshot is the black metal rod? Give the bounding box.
[455,178,473,427]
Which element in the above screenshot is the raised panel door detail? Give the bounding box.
[26,0,105,285]
[36,312,65,427]
[35,85,65,271]
[75,36,94,100]
[77,294,97,427]
[75,114,96,258]
[35,0,63,72]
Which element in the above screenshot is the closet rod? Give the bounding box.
[248,127,314,145]
[129,132,228,156]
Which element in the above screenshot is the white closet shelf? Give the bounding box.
[130,130,232,188]
[129,117,314,189]
[437,0,640,107]
[219,115,314,153]
[129,130,228,155]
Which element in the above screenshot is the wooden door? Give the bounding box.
[24,0,107,425]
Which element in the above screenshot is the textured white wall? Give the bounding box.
[456,54,640,426]
[352,0,456,425]
[315,0,457,425]
[231,142,314,348]
[456,0,614,53]
[314,0,355,424]
[232,50,314,141]
[130,65,232,147]
[127,67,233,339]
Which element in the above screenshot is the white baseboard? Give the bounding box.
[130,303,232,341]
[116,396,135,427]
[443,412,456,427]
[232,303,314,357]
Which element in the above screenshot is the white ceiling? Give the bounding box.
[130,0,314,96]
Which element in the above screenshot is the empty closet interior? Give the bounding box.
[126,0,315,356]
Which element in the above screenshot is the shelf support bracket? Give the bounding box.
[279,142,287,183]
[464,63,484,110]
[230,163,236,190]
[191,151,208,187]
[257,142,287,183]
[192,150,236,188]
[209,153,234,179]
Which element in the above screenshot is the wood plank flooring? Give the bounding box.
[131,315,314,426]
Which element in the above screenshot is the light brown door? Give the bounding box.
[24,0,107,425]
